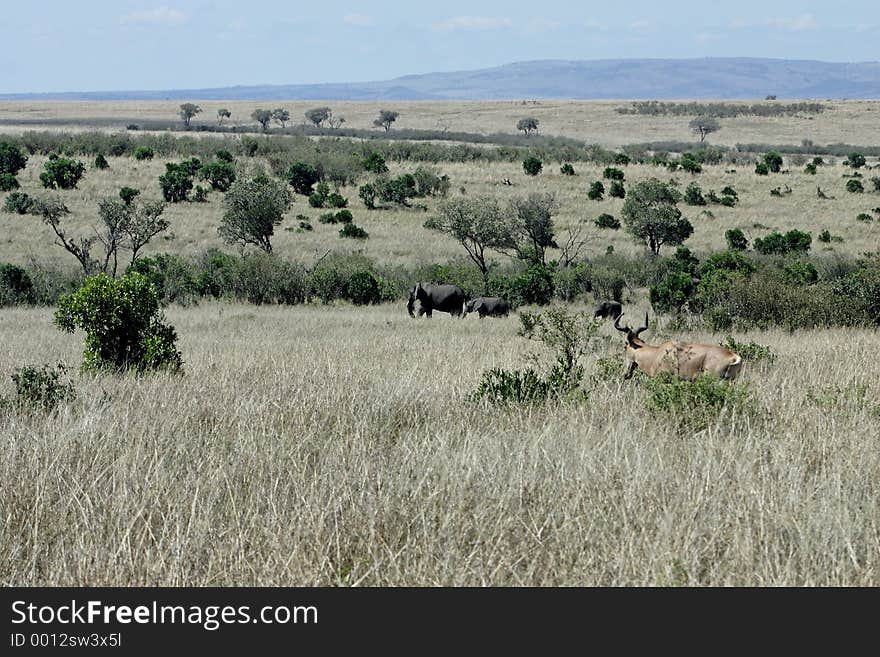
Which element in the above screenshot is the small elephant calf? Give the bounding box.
[464,297,510,319]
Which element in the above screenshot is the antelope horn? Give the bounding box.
[614,312,629,333]
[634,311,649,338]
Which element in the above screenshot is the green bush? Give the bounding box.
[376,174,417,205]
[719,196,736,207]
[763,151,783,173]
[755,162,769,176]
[194,249,239,298]
[522,156,543,176]
[339,223,368,239]
[345,271,383,305]
[363,152,388,174]
[818,229,831,243]
[684,182,706,206]
[473,368,550,404]
[609,180,626,198]
[200,160,236,192]
[594,213,620,229]
[856,213,873,223]
[0,263,36,305]
[0,142,28,176]
[159,163,194,202]
[3,191,32,214]
[560,163,576,175]
[679,153,703,174]
[54,272,183,373]
[40,154,86,189]
[649,270,696,314]
[215,149,234,163]
[507,263,554,306]
[603,167,625,181]
[359,183,377,209]
[754,230,811,255]
[233,253,308,305]
[334,209,353,224]
[725,228,748,251]
[846,179,864,194]
[845,152,866,169]
[94,154,109,169]
[804,162,817,175]
[7,362,75,413]
[126,254,198,304]
[782,260,819,286]
[587,181,605,201]
[720,336,776,364]
[326,192,348,208]
[133,147,154,160]
[412,166,449,197]
[193,185,209,203]
[0,173,18,191]
[286,161,320,195]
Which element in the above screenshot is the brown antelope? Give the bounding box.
[614,312,743,381]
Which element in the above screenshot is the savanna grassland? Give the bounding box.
[1,100,880,586]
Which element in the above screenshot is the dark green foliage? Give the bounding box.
[285,161,320,195]
[805,162,817,175]
[0,142,28,176]
[0,263,35,305]
[753,230,811,255]
[326,192,348,208]
[650,270,696,313]
[8,363,75,413]
[234,252,308,305]
[762,151,783,173]
[684,182,706,206]
[522,156,543,176]
[373,109,399,131]
[603,167,625,181]
[359,183,377,209]
[200,160,236,192]
[671,246,700,275]
[725,228,748,251]
[856,213,873,223]
[609,180,625,198]
[679,153,702,174]
[133,147,154,160]
[701,250,757,277]
[618,100,825,118]
[755,162,769,176]
[344,271,383,305]
[158,163,194,202]
[587,181,604,201]
[506,263,554,306]
[721,337,776,364]
[412,166,449,197]
[192,185,209,203]
[334,209,353,224]
[560,163,576,175]
[516,117,539,135]
[719,195,736,207]
[40,154,86,189]
[305,107,332,128]
[376,174,417,205]
[194,249,238,298]
[0,173,18,191]
[594,213,619,229]
[215,149,234,163]
[119,186,140,205]
[614,153,631,165]
[473,367,551,404]
[845,152,866,169]
[339,223,368,239]
[720,186,738,199]
[363,152,388,174]
[782,260,818,286]
[54,272,183,373]
[93,153,109,169]
[3,191,33,214]
[846,179,864,193]
[818,229,831,243]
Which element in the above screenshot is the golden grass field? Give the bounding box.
[1,100,880,586]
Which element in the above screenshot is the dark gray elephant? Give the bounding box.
[593,300,623,320]
[407,283,466,318]
[464,297,510,319]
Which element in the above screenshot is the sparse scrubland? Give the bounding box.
[1,100,880,585]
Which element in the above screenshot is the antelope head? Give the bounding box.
[614,311,650,379]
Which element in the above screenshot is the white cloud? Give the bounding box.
[343,14,374,27]
[120,7,188,27]
[433,16,512,32]
[628,20,653,32]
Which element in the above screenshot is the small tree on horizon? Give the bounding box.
[305,107,332,127]
[251,109,272,131]
[217,108,231,126]
[373,109,399,131]
[271,108,290,129]
[517,117,539,136]
[179,103,202,128]
[688,116,721,142]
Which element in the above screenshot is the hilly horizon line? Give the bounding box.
[3,57,880,101]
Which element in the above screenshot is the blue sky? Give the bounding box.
[4,0,879,93]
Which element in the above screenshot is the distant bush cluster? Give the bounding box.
[616,101,826,117]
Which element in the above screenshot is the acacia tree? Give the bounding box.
[688,116,720,142]
[219,176,292,253]
[217,108,231,126]
[29,196,98,275]
[251,109,272,131]
[305,107,331,127]
[124,200,169,262]
[373,109,399,131]
[272,108,290,128]
[517,117,539,136]
[424,196,508,292]
[179,103,202,128]
[622,178,693,255]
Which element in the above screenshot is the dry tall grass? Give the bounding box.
[2,303,878,585]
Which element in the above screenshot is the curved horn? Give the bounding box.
[634,311,649,338]
[613,312,629,334]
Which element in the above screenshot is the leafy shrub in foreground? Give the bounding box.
[643,372,754,430]
[594,213,620,229]
[54,272,183,373]
[720,337,776,364]
[0,173,18,191]
[523,156,543,176]
[339,223,368,239]
[3,191,33,214]
[40,154,86,189]
[7,362,76,413]
[0,263,36,305]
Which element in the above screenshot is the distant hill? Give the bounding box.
[3,58,880,101]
